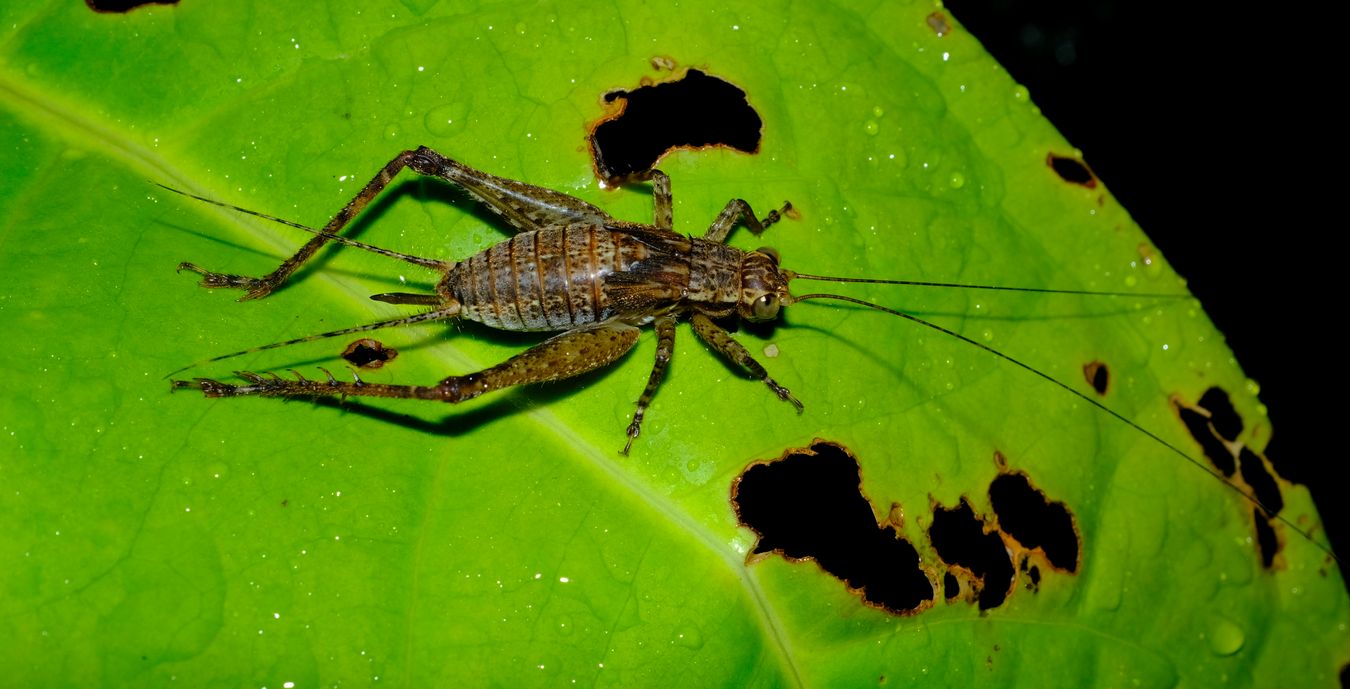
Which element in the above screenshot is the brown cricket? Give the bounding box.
[166,146,1174,455]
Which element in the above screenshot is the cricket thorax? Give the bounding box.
[685,238,747,314]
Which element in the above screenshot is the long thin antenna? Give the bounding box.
[165,305,460,378]
[785,271,1191,299]
[155,183,452,270]
[790,291,1336,561]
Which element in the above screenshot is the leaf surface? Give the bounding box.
[1,1,1345,687]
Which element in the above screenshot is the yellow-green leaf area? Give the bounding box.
[1,0,1345,687]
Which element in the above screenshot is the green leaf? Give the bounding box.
[1,1,1344,687]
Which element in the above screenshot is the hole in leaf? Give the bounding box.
[1253,507,1278,568]
[1238,447,1284,518]
[1083,359,1109,396]
[86,0,176,12]
[341,338,398,369]
[732,440,934,615]
[1172,391,1299,566]
[1198,386,1243,441]
[929,499,1014,610]
[1047,152,1098,187]
[590,68,762,182]
[1175,400,1237,477]
[989,472,1080,572]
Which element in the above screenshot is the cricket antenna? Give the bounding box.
[788,291,1336,561]
[155,183,452,271]
[784,270,1192,299]
[164,305,461,379]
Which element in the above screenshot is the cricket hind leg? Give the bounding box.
[180,149,428,301]
[690,312,802,410]
[701,198,794,244]
[175,321,641,408]
[180,146,617,301]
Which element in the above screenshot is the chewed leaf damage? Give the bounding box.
[1173,386,1292,567]
[589,68,762,182]
[732,440,1081,615]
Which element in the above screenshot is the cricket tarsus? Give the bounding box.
[168,147,1331,559]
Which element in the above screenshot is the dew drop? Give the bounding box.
[948,172,965,189]
[672,625,705,649]
[1207,617,1245,656]
[424,102,469,138]
[1012,85,1030,102]
[863,120,879,136]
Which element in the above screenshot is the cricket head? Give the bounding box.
[738,247,792,322]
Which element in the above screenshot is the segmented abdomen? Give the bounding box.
[449,227,652,331]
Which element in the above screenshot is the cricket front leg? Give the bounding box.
[624,315,676,455]
[689,312,802,411]
[701,198,794,244]
[174,321,641,405]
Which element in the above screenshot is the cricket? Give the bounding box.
[162,147,1237,481]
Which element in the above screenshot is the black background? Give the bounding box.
[941,1,1341,563]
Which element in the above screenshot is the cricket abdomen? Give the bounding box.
[448,226,665,331]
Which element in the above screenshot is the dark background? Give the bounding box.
[941,2,1341,563]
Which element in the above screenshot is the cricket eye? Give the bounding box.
[756,247,780,264]
[751,294,781,320]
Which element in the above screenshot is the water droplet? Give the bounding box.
[981,328,993,342]
[424,102,469,138]
[680,458,714,486]
[948,172,965,189]
[672,625,704,649]
[515,22,527,34]
[1244,378,1261,396]
[1012,85,1030,102]
[863,120,879,136]
[1207,617,1244,656]
[872,105,885,118]
[555,614,574,635]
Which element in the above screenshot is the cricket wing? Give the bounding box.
[603,262,688,317]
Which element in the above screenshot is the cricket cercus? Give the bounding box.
[167,145,1174,455]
